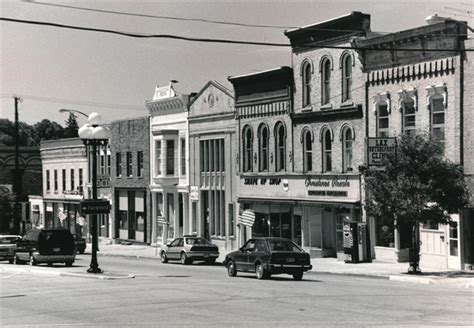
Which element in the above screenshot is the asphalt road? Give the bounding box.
[1,254,472,327]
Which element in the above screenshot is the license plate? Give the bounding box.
[286,258,295,263]
[53,248,61,253]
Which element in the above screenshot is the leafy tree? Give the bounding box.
[32,119,65,142]
[64,112,79,138]
[366,134,468,273]
[0,187,14,233]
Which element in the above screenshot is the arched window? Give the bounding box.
[376,103,389,137]
[321,58,331,105]
[341,54,352,102]
[275,122,286,172]
[302,129,313,173]
[430,96,445,154]
[302,61,312,108]
[402,99,416,136]
[341,126,354,173]
[242,125,253,172]
[322,128,332,172]
[258,124,269,172]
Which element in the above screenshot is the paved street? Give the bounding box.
[1,255,472,327]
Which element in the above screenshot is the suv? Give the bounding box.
[14,228,76,266]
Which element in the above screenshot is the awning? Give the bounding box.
[238,209,255,227]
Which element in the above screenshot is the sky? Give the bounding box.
[1,0,472,127]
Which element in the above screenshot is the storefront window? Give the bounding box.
[135,192,145,232]
[167,193,175,239]
[376,218,394,247]
[119,211,128,229]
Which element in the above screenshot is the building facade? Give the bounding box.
[147,84,190,244]
[40,138,88,238]
[110,117,151,243]
[282,12,371,258]
[354,19,471,269]
[188,80,238,254]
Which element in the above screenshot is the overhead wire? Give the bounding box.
[1,17,473,51]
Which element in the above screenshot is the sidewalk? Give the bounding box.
[94,241,474,288]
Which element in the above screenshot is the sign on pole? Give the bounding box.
[190,186,199,202]
[80,199,110,214]
[367,137,397,167]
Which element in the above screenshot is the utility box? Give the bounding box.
[343,222,370,263]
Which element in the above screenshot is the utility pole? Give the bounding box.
[13,96,23,235]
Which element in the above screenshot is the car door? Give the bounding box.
[167,238,181,259]
[236,239,255,272]
[248,240,267,272]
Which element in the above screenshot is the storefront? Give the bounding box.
[115,188,147,243]
[238,174,362,258]
[43,196,88,238]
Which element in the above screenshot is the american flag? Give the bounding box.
[58,210,67,222]
[238,209,255,227]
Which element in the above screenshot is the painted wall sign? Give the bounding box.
[367,137,397,166]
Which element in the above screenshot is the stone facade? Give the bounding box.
[110,117,151,243]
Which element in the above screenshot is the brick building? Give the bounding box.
[110,117,151,243]
[354,19,472,269]
[283,12,371,258]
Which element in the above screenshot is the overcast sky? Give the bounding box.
[1,0,472,127]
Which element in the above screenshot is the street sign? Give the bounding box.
[80,199,110,214]
[367,137,397,166]
[190,186,199,201]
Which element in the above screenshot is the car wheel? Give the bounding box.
[255,263,269,280]
[227,260,237,277]
[292,271,304,281]
[180,252,189,265]
[65,261,73,267]
[160,251,168,263]
[14,255,23,265]
[29,255,37,266]
[8,259,14,264]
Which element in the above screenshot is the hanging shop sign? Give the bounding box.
[190,186,199,202]
[367,137,397,166]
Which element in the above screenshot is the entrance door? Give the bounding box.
[447,214,461,270]
[322,207,335,256]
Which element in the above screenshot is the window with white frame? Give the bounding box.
[321,57,331,105]
[116,153,122,177]
[137,151,143,178]
[62,169,66,191]
[258,124,269,172]
[155,140,162,176]
[302,129,312,173]
[302,60,312,108]
[180,138,186,176]
[402,99,416,136]
[166,139,175,176]
[126,151,133,177]
[70,169,75,191]
[79,168,83,193]
[376,103,390,137]
[242,125,253,172]
[341,53,352,102]
[54,170,58,192]
[342,126,353,172]
[46,170,50,192]
[430,96,445,154]
[275,122,286,172]
[322,128,332,172]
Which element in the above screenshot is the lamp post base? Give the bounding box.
[87,266,103,274]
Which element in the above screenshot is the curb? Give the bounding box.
[1,265,135,280]
[389,275,435,285]
[309,270,389,280]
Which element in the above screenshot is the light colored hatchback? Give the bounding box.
[0,235,22,264]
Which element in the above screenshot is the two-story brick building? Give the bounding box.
[354,18,472,269]
[110,117,151,243]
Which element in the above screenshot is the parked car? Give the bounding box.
[14,228,76,266]
[223,238,312,280]
[73,234,86,254]
[160,235,219,265]
[0,235,22,264]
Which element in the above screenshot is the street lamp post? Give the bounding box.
[78,112,111,274]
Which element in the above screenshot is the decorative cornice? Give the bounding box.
[291,105,363,124]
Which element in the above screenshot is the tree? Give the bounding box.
[0,186,14,233]
[64,112,79,138]
[32,119,65,142]
[366,134,468,274]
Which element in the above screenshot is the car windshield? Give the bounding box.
[185,238,210,245]
[268,240,302,252]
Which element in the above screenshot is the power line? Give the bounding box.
[1,93,145,111]
[2,17,473,52]
[24,0,381,34]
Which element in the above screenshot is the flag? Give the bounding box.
[238,209,255,227]
[58,210,67,222]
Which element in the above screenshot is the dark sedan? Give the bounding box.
[160,236,219,265]
[223,238,312,280]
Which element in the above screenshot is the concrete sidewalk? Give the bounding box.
[94,241,474,288]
